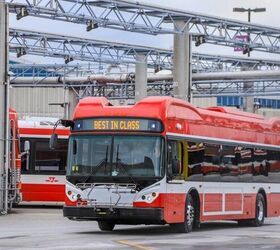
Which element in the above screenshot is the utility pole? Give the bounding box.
[0,1,9,214]
[233,7,266,113]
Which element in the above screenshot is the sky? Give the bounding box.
[9,0,280,64]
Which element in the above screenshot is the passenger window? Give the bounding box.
[187,142,204,180]
[237,147,253,181]
[268,150,280,183]
[220,145,239,180]
[253,149,269,181]
[203,143,221,181]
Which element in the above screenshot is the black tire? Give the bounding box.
[251,193,265,227]
[171,194,195,233]
[98,221,115,231]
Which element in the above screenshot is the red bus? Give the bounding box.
[59,97,280,232]
[7,108,21,207]
[19,119,69,205]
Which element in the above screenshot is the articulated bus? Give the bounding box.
[60,97,280,233]
[19,119,69,205]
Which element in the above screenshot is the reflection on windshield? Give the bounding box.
[67,135,163,178]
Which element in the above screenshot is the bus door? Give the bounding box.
[165,140,187,223]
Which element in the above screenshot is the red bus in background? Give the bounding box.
[8,108,21,207]
[61,97,280,233]
[19,118,69,205]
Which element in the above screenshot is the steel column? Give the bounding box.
[173,21,191,101]
[135,53,147,102]
[0,2,9,214]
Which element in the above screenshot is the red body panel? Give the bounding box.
[225,194,242,211]
[134,193,186,223]
[19,127,69,137]
[267,193,280,217]
[21,183,65,202]
[9,108,21,170]
[204,193,223,212]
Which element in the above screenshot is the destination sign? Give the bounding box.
[73,118,163,132]
[93,119,140,130]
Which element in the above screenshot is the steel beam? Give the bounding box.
[7,0,280,53]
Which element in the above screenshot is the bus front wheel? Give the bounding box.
[98,221,115,231]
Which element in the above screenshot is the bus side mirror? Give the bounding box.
[50,133,58,150]
[24,141,30,152]
[172,158,181,175]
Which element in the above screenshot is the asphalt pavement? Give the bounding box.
[1,207,280,249]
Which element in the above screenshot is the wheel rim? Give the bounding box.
[186,202,195,226]
[257,199,264,222]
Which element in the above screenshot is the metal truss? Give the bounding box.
[192,53,280,73]
[9,63,118,78]
[8,0,280,53]
[75,80,280,99]
[9,59,280,82]
[9,29,280,74]
[192,79,280,97]
[9,28,172,68]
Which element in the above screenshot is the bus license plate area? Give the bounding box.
[94,207,116,215]
[83,184,136,208]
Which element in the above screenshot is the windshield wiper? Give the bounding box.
[115,144,137,186]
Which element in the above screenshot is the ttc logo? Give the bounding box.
[46,176,59,183]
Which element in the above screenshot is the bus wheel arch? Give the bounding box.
[238,189,267,227]
[170,188,200,233]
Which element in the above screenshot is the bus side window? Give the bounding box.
[253,148,269,181]
[187,142,204,179]
[268,150,280,183]
[201,143,221,181]
[167,141,183,179]
[35,139,68,175]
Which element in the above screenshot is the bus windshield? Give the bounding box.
[67,135,164,178]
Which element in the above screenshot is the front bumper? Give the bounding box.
[63,206,164,225]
